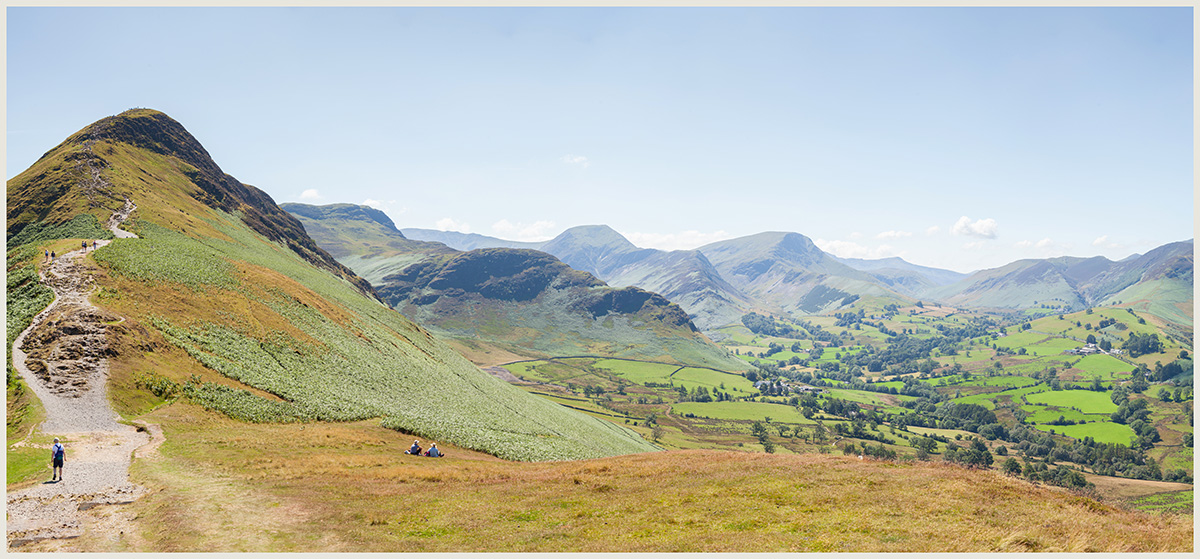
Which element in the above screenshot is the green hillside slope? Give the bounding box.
[285,204,748,371]
[7,109,657,461]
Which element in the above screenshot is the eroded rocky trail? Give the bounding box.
[7,201,154,549]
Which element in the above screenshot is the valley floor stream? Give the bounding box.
[6,199,160,549]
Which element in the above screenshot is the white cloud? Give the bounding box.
[952,216,998,239]
[1093,235,1124,249]
[1014,238,1074,256]
[849,231,864,240]
[626,230,735,251]
[491,219,558,242]
[876,230,912,240]
[435,218,471,233]
[300,188,321,200]
[814,238,902,260]
[926,226,941,236]
[561,154,590,168]
[362,198,395,211]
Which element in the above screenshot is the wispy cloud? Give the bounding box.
[926,226,941,236]
[1016,238,1053,249]
[1016,238,1071,254]
[952,216,998,239]
[300,188,321,200]
[435,217,471,233]
[626,230,734,251]
[561,154,590,168]
[876,230,912,240]
[1093,235,1124,250]
[814,239,901,260]
[492,219,557,242]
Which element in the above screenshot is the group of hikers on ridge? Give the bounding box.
[405,440,443,458]
[43,240,99,261]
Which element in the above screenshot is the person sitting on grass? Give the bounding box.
[424,443,442,458]
[405,440,422,455]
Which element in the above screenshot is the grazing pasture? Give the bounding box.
[1033,422,1136,446]
[1024,390,1119,414]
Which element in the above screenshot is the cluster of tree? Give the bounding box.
[831,419,894,445]
[1157,386,1193,402]
[1122,332,1164,358]
[908,435,940,460]
[1003,425,1162,481]
[762,342,784,358]
[932,315,998,341]
[794,319,840,345]
[741,312,798,338]
[931,402,998,432]
[1001,458,1093,490]
[942,438,993,467]
[1150,358,1193,383]
[1109,397,1150,424]
[750,421,775,453]
[844,440,897,460]
[834,309,866,328]
[675,385,731,403]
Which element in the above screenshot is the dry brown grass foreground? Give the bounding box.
[32,402,1193,553]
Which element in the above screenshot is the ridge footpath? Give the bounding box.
[7,200,158,549]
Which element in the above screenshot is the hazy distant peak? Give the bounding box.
[548,224,638,251]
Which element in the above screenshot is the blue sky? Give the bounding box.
[7,7,1193,273]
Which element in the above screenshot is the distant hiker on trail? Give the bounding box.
[424,443,442,458]
[406,440,422,455]
[92,240,97,250]
[82,240,87,252]
[50,438,65,481]
[44,249,49,261]
[50,251,55,260]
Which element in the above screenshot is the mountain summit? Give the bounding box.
[8,109,657,461]
[8,108,373,296]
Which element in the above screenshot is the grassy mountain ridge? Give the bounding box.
[400,227,546,251]
[287,205,748,371]
[928,240,1193,331]
[8,109,656,461]
[8,109,375,298]
[698,232,906,314]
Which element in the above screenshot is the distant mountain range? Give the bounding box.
[286,205,746,370]
[400,226,1193,332]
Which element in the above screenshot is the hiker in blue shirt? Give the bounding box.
[50,438,65,481]
[425,443,442,458]
[406,440,422,455]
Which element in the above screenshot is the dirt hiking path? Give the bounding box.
[7,199,155,549]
